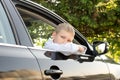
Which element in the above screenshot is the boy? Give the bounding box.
[44,23,87,56]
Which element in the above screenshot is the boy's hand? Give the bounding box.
[78,45,86,53]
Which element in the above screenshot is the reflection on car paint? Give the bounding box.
[0,69,42,80]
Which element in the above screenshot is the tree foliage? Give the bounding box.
[32,0,120,63]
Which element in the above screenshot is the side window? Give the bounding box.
[16,7,55,47]
[0,2,15,44]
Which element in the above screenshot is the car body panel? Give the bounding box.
[0,43,42,79]
[0,0,120,80]
[28,47,110,80]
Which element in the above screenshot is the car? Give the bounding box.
[0,0,120,80]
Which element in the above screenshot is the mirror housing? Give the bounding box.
[92,41,109,56]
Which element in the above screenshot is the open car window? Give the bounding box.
[16,6,82,47]
[16,7,55,47]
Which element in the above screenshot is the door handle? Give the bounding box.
[44,66,63,79]
[45,69,63,75]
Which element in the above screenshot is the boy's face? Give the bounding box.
[52,30,74,44]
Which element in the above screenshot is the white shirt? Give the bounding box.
[44,39,87,56]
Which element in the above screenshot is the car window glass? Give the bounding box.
[16,7,55,47]
[0,2,15,44]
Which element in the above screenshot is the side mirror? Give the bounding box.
[93,41,109,56]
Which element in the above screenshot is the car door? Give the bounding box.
[14,0,111,80]
[0,0,42,79]
[29,48,111,80]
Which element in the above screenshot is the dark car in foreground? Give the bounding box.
[0,0,120,80]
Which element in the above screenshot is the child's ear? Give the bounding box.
[51,31,56,38]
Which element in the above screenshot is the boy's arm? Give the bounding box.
[44,39,87,55]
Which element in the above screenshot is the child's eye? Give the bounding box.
[61,36,65,39]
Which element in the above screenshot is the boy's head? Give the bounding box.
[52,23,75,44]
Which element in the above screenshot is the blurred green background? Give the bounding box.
[31,0,120,63]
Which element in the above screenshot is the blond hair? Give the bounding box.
[55,23,75,36]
